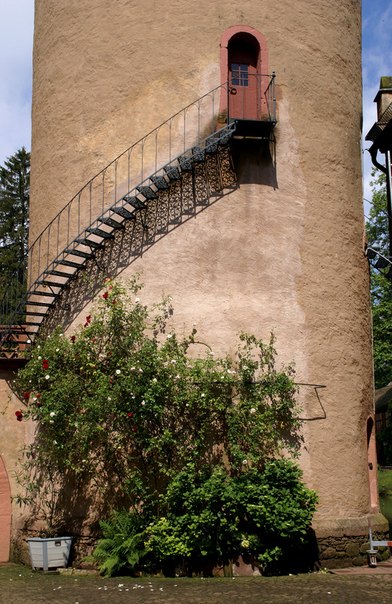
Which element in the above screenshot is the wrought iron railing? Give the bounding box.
[227,72,276,122]
[27,82,230,290]
[0,75,276,346]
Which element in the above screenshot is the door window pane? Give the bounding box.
[231,63,249,86]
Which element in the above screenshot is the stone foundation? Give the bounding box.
[317,533,390,569]
[13,524,391,573]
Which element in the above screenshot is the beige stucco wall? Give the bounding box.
[27,0,382,537]
[0,372,33,560]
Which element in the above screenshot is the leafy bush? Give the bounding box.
[14,278,317,573]
[90,511,146,577]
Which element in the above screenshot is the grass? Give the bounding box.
[378,468,392,497]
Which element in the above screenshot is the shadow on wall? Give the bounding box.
[42,145,237,335]
[39,139,276,338]
[231,137,277,188]
[12,140,280,554]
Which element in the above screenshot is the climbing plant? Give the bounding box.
[14,278,317,574]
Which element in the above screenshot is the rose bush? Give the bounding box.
[14,278,317,574]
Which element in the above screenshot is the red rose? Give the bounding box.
[23,391,30,400]
[103,291,109,300]
[15,410,23,421]
[42,359,49,370]
[127,412,133,418]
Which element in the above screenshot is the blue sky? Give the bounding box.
[362,0,392,206]
[0,0,33,166]
[0,0,391,207]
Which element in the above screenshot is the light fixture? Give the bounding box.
[367,549,378,568]
[366,247,377,259]
[374,255,391,269]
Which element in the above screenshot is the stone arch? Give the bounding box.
[0,455,11,562]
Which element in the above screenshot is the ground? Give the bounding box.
[1,564,392,604]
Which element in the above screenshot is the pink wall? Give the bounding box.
[0,456,11,562]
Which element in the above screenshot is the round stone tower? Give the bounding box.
[20,0,386,564]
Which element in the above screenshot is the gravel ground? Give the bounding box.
[1,564,392,604]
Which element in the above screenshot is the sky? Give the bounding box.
[0,0,33,166]
[0,0,391,210]
[362,0,392,209]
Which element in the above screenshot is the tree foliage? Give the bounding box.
[0,147,30,319]
[366,171,392,389]
[14,279,317,575]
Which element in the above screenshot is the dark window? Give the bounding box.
[231,63,249,86]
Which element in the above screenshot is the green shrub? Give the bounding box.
[90,511,146,577]
[14,278,317,573]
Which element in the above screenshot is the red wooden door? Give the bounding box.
[228,35,260,121]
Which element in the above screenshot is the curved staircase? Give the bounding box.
[0,77,277,364]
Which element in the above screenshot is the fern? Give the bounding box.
[91,511,146,576]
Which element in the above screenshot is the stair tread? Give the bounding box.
[205,140,219,154]
[47,269,75,278]
[112,206,136,219]
[65,248,94,259]
[86,226,114,239]
[150,175,169,190]
[164,166,181,181]
[100,216,125,229]
[37,279,67,287]
[75,238,104,250]
[124,195,147,209]
[58,259,84,268]
[178,156,193,171]
[25,300,53,307]
[136,186,157,200]
[192,146,205,162]
[28,290,56,297]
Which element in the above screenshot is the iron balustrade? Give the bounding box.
[0,75,276,345]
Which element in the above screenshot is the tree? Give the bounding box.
[366,170,392,389]
[0,147,30,320]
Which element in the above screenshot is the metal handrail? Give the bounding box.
[27,82,230,275]
[27,75,276,287]
[1,75,277,336]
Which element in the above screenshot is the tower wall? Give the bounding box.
[27,0,386,560]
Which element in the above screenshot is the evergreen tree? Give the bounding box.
[0,148,30,322]
[366,170,392,389]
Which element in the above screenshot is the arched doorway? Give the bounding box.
[367,417,379,513]
[220,25,269,122]
[0,455,11,562]
[228,32,260,120]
